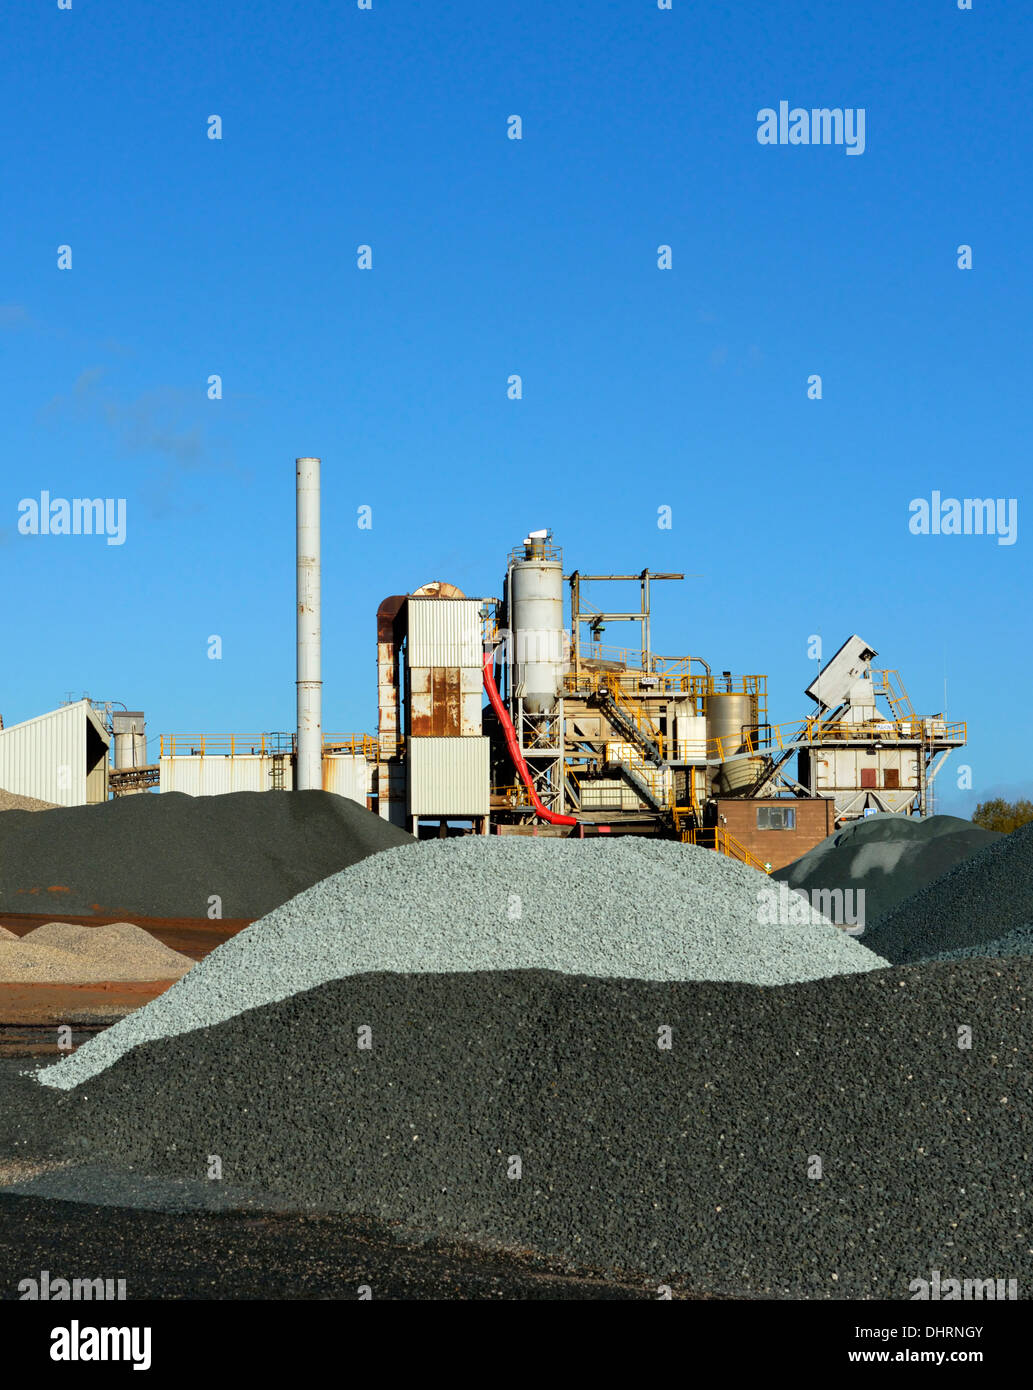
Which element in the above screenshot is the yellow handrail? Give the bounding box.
[656,716,968,767]
[603,672,664,746]
[682,826,771,874]
[158,733,380,759]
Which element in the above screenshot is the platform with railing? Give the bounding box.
[159,732,379,759]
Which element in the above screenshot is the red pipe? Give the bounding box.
[482,652,578,826]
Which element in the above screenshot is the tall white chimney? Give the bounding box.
[296,456,322,791]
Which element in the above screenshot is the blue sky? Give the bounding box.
[2,0,1028,813]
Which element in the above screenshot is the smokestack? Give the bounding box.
[296,456,322,791]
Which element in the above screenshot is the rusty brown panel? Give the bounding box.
[410,700,434,737]
[409,667,462,736]
[409,666,432,737]
[442,666,461,737]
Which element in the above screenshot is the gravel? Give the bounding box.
[862,821,1033,964]
[0,789,56,812]
[774,813,999,927]
[923,925,1033,963]
[0,922,195,983]
[0,789,411,920]
[38,837,886,1091]
[0,1064,658,1299]
[56,960,1033,1297]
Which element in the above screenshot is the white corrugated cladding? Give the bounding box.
[322,753,370,805]
[580,778,643,811]
[407,599,483,668]
[160,754,371,805]
[408,737,489,816]
[159,756,294,795]
[0,701,109,807]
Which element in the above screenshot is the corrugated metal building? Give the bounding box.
[0,701,110,806]
[159,755,291,796]
[407,599,484,738]
[158,749,371,806]
[322,752,371,804]
[404,597,490,830]
[408,737,489,816]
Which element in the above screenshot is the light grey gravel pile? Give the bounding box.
[38,838,887,1090]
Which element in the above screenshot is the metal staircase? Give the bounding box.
[875,669,917,722]
[597,678,664,766]
[606,756,667,810]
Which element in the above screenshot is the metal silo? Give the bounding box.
[112,711,147,769]
[706,691,760,793]
[508,531,565,714]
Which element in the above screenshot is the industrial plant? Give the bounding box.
[0,459,967,874]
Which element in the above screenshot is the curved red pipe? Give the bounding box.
[482,652,578,826]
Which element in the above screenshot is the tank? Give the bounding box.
[706,693,758,794]
[112,711,147,769]
[509,535,565,714]
[719,756,766,793]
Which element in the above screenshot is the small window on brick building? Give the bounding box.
[860,768,877,789]
[757,806,796,831]
[884,767,900,789]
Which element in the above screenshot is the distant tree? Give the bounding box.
[972,798,1033,834]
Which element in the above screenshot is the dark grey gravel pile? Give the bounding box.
[0,790,410,921]
[774,814,999,927]
[59,962,1033,1299]
[863,822,1033,964]
[925,925,1033,963]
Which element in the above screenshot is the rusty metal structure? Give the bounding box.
[374,585,492,833]
[366,529,967,866]
[141,503,967,864]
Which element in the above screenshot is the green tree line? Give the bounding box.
[972,798,1033,833]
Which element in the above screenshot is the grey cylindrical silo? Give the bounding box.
[112,712,147,769]
[510,543,565,714]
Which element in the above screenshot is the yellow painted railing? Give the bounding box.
[159,733,379,759]
[596,715,968,768]
[564,669,767,702]
[698,716,967,766]
[603,673,664,745]
[682,826,771,874]
[322,734,380,759]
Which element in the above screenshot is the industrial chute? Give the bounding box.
[481,651,578,827]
